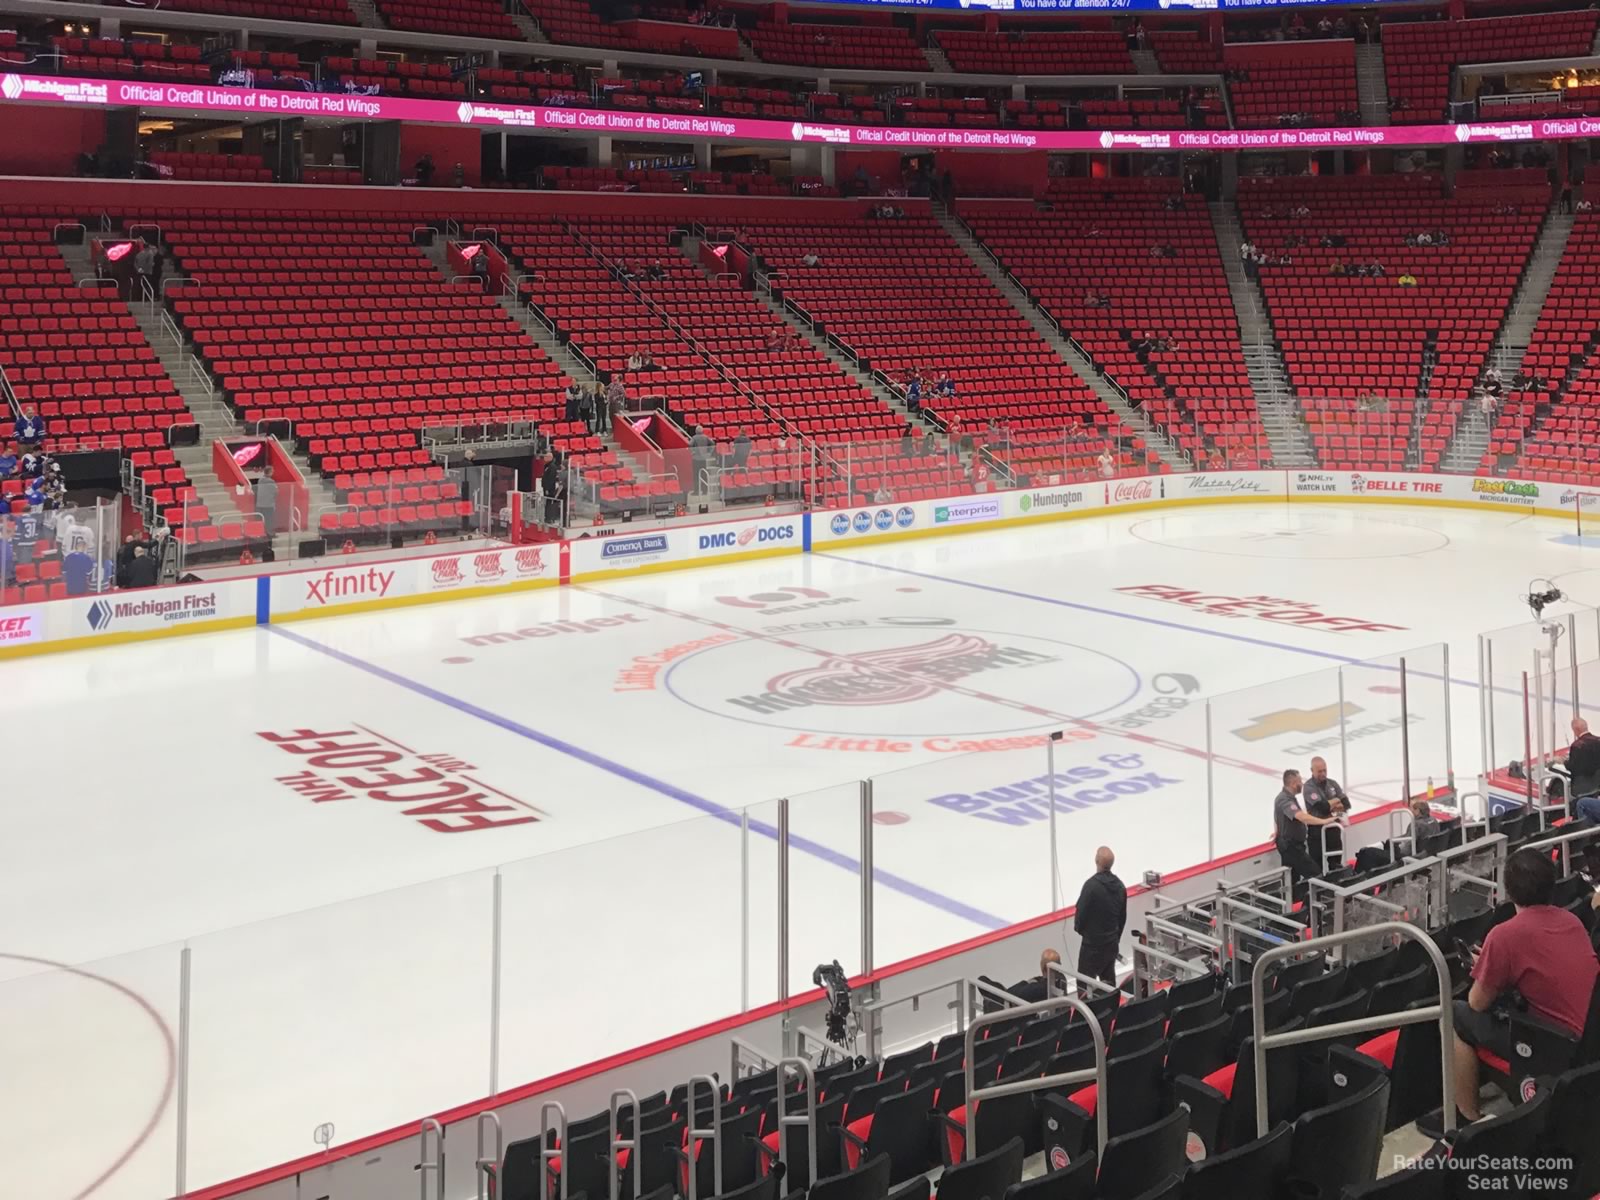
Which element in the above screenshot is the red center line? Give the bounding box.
[580,587,1281,779]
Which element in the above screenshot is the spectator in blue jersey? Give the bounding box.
[935,372,956,399]
[0,443,15,479]
[62,545,95,596]
[15,406,45,449]
[907,374,922,411]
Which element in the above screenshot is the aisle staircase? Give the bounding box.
[1355,44,1391,126]
[1206,202,1316,466]
[932,204,1192,472]
[1441,205,1573,473]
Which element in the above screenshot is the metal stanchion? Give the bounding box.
[777,797,790,1003]
[1399,657,1412,803]
[860,780,874,975]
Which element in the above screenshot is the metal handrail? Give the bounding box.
[51,221,86,243]
[775,1056,817,1186]
[160,277,195,298]
[159,308,185,352]
[609,1089,640,1200]
[1045,960,1118,998]
[418,1118,444,1200]
[77,277,118,291]
[475,1112,503,1200]
[1250,921,1455,1140]
[128,222,162,245]
[538,1101,568,1200]
[962,994,1109,1161]
[683,1074,722,1200]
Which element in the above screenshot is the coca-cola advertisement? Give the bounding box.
[1106,478,1158,506]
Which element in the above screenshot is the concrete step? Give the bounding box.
[348,0,386,28]
[1129,47,1162,75]
[934,205,1190,471]
[511,12,545,43]
[1207,201,1315,467]
[924,44,952,73]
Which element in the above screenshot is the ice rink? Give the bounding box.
[5,500,1595,1199]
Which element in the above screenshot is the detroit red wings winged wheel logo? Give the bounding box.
[763,634,997,707]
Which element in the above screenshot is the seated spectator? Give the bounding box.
[1566,717,1600,815]
[1397,272,1418,287]
[1424,848,1600,1135]
[647,259,666,281]
[641,352,659,372]
[1406,796,1440,846]
[1329,260,1346,276]
[1097,447,1116,479]
[872,485,892,504]
[907,374,923,409]
[14,406,45,449]
[1084,288,1110,308]
[0,443,15,479]
[627,351,644,372]
[800,251,820,267]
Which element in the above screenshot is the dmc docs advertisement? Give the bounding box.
[273,543,559,616]
[567,514,803,577]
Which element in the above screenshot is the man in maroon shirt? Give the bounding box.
[1429,847,1599,1134]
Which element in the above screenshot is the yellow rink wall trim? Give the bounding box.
[6,485,1577,658]
[0,614,257,660]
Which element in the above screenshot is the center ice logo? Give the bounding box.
[729,633,1058,714]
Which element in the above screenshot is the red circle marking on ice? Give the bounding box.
[895,587,921,593]
[443,656,473,665]
[873,811,911,825]
[1,952,175,1200]
[1368,685,1403,695]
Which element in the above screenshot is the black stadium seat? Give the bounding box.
[809,1154,892,1200]
[1002,1153,1096,1200]
[841,1081,935,1182]
[1095,1108,1191,1200]
[1286,1076,1390,1195]
[1179,1119,1292,1200]
[930,1135,1023,1200]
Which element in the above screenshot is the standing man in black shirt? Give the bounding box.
[1302,755,1349,871]
[1275,769,1341,885]
[1074,846,1127,989]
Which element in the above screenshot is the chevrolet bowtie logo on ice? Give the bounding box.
[1,75,23,102]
